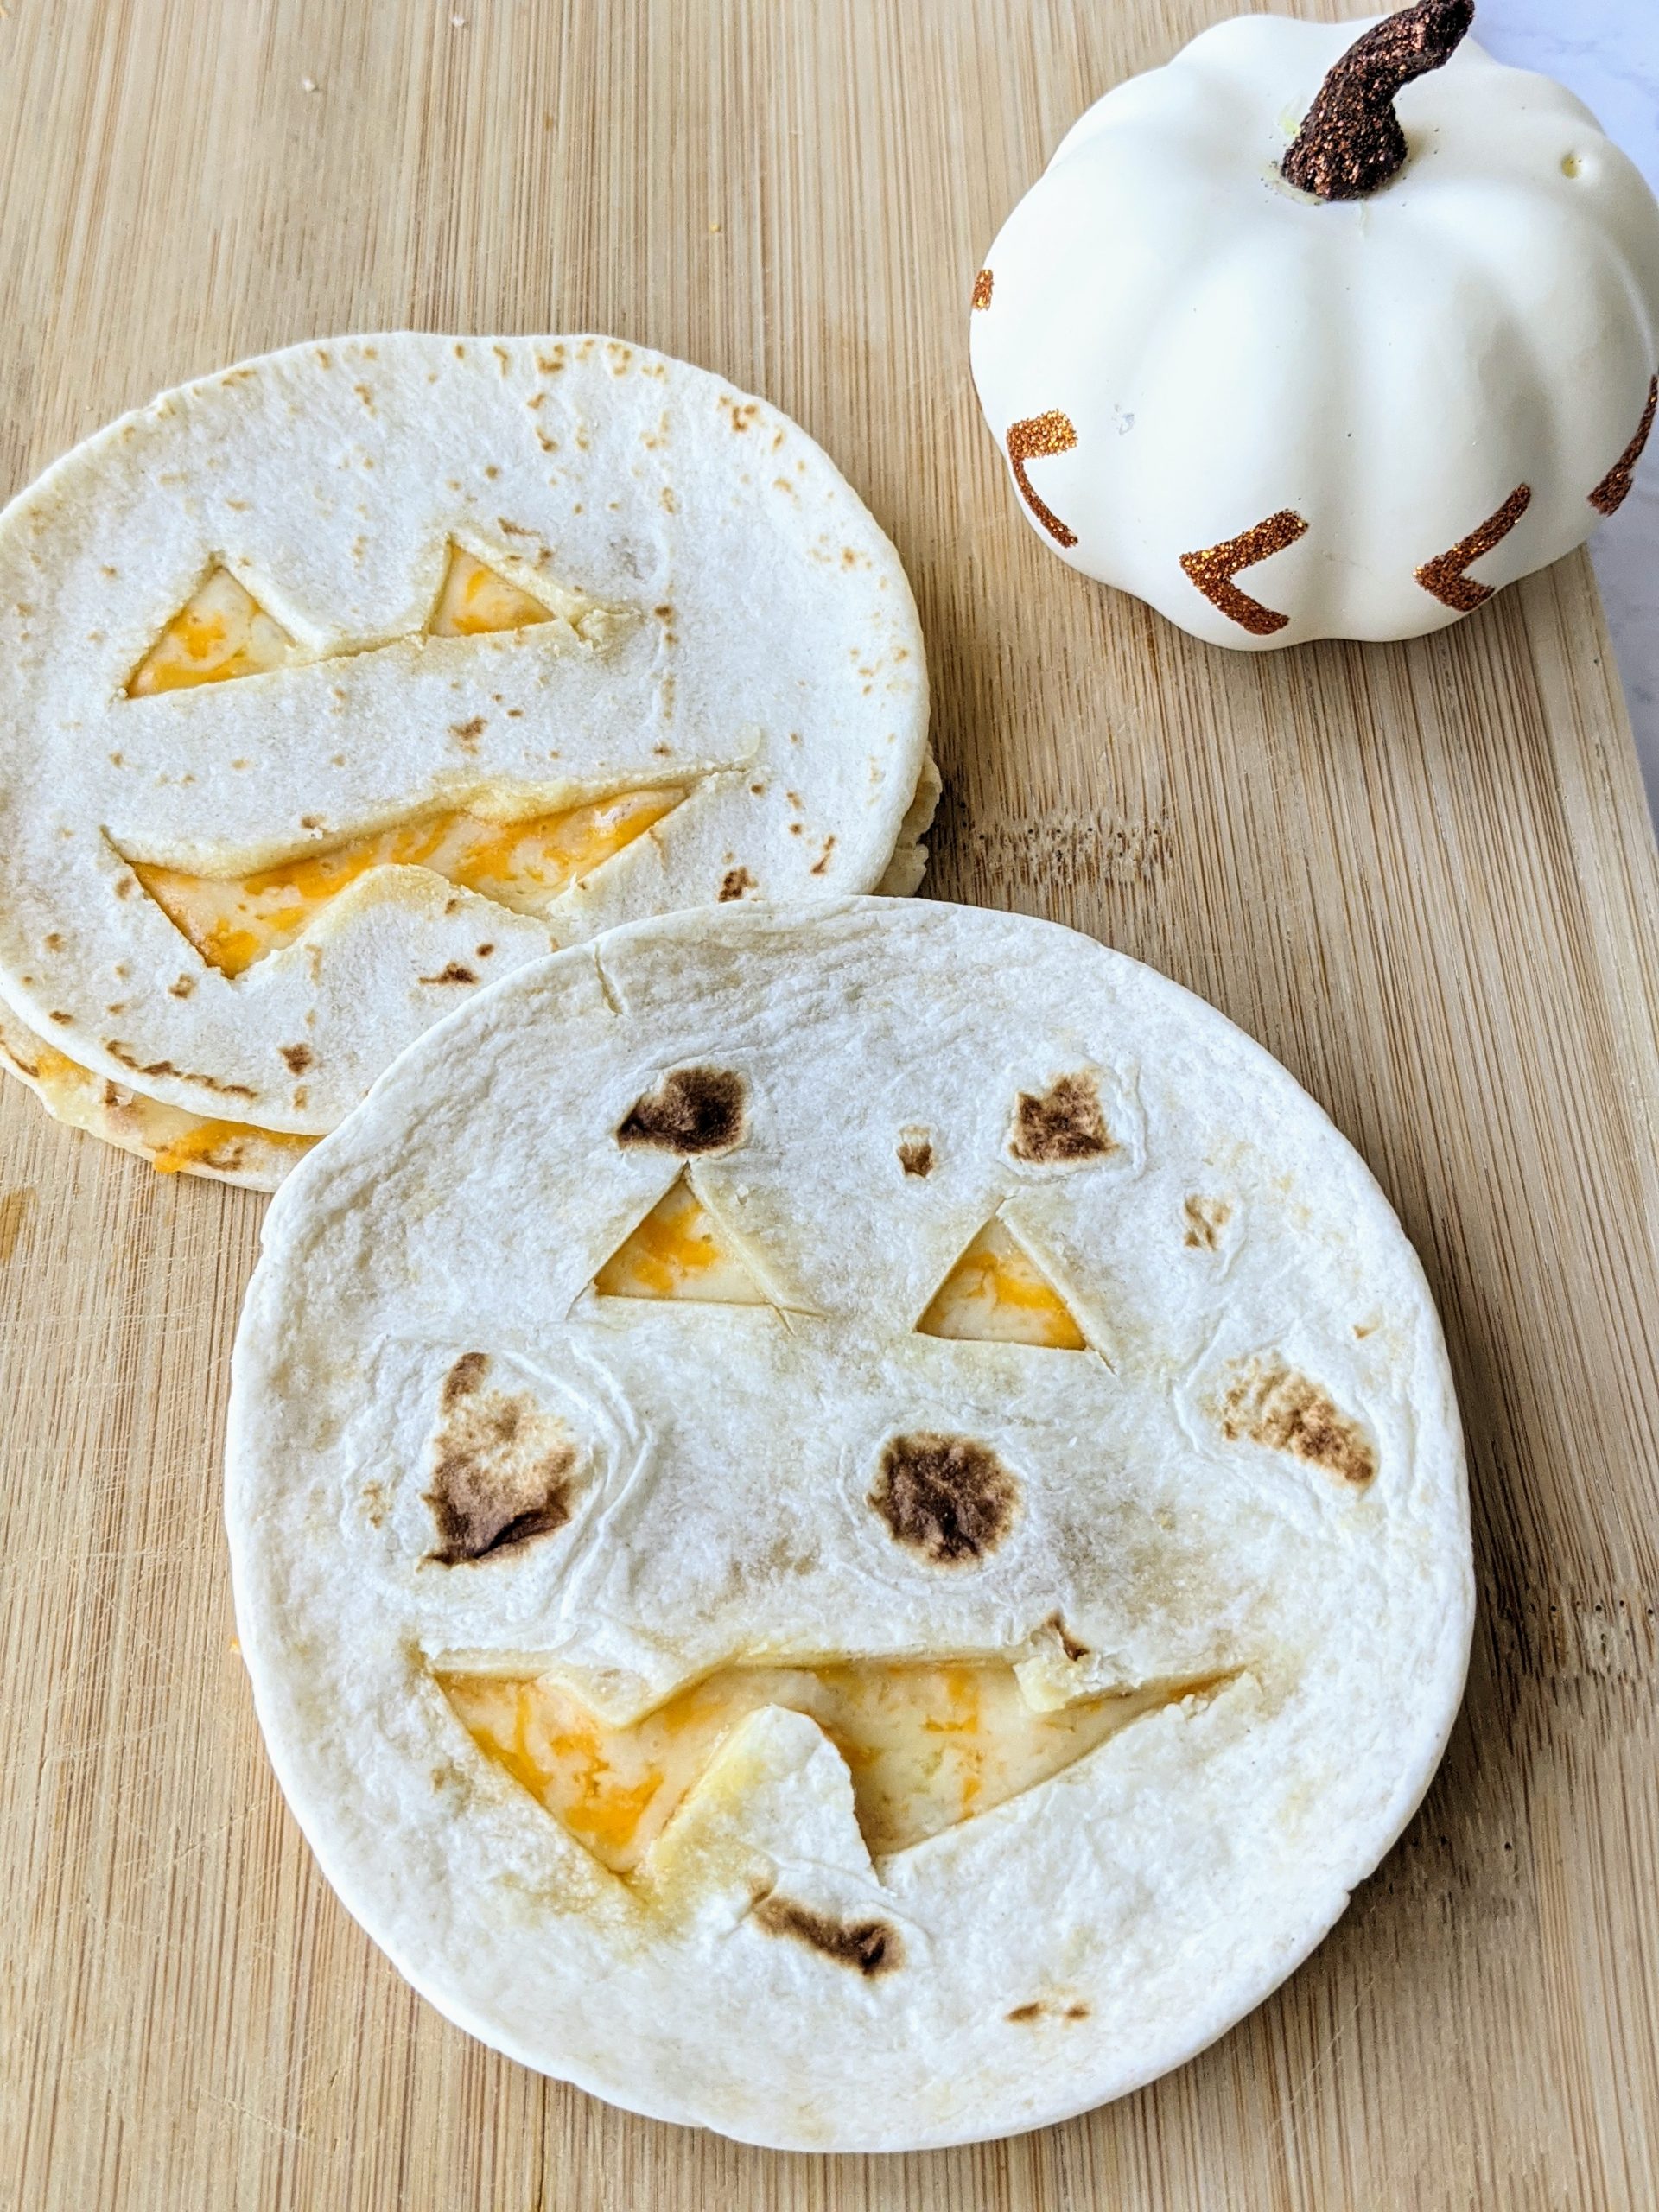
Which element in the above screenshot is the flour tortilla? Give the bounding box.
[0,335,932,1185]
[226,898,1471,2150]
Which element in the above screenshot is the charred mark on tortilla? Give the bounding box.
[753,1891,903,1977]
[1184,1193,1231,1249]
[718,866,754,902]
[105,1040,257,1098]
[868,1433,1019,1565]
[1006,1999,1090,2023]
[1009,1073,1115,1164]
[442,1350,487,1405]
[615,1065,746,1154]
[423,1352,578,1564]
[420,963,477,986]
[896,1131,933,1177]
[281,1042,313,1074]
[1218,1357,1376,1487]
[1045,1610,1090,1662]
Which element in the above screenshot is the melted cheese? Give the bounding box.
[0,1009,311,1176]
[917,1215,1086,1350]
[439,1659,1179,1874]
[130,787,682,977]
[594,1173,768,1304]
[429,544,554,635]
[127,567,295,695]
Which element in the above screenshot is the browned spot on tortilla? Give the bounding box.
[1007,1995,1090,2023]
[442,1350,487,1405]
[451,715,486,751]
[168,976,194,999]
[424,1355,579,1565]
[897,1135,933,1178]
[1218,1358,1376,1487]
[718,866,754,903]
[1010,1074,1114,1164]
[105,1043,256,1098]
[420,963,477,986]
[0,1188,33,1263]
[616,1066,746,1154]
[476,943,494,957]
[868,1433,1019,1566]
[753,1893,902,1977]
[810,835,836,876]
[42,932,62,950]
[1045,1610,1089,1662]
[114,876,135,899]
[48,1011,71,1025]
[281,1043,313,1074]
[1184,1194,1231,1249]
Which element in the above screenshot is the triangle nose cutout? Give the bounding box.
[594,1171,771,1305]
[917,1215,1086,1350]
[429,543,555,636]
[127,567,296,696]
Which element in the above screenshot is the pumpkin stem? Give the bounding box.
[1281,0,1475,201]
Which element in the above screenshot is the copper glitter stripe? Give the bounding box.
[972,268,994,311]
[1007,411,1078,548]
[1178,509,1308,637]
[1588,374,1657,517]
[1415,484,1532,613]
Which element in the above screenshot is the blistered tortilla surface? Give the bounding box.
[226,898,1471,2150]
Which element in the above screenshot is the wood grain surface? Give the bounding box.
[2,2,1657,2205]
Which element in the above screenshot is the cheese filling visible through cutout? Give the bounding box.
[126,567,296,696]
[917,1215,1086,1350]
[438,1659,1211,1872]
[129,788,683,978]
[594,1173,769,1304]
[429,543,556,636]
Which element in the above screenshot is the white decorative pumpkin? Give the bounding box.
[969,1,1659,648]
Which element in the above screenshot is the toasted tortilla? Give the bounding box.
[0,335,932,1185]
[226,899,1472,2150]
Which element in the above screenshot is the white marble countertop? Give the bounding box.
[1481,1,1659,819]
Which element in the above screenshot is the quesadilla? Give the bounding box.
[226,898,1471,2150]
[0,335,933,1185]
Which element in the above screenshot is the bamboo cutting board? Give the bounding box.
[3,2,1657,2205]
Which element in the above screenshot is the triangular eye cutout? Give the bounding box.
[594,1171,770,1305]
[917,1216,1086,1351]
[126,567,296,696]
[429,543,555,636]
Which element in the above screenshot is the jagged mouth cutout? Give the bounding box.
[115,785,689,980]
[434,1656,1237,1878]
[113,541,688,977]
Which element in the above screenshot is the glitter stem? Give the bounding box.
[1281,0,1475,202]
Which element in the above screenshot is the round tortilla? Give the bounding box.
[226,898,1471,2150]
[0,335,932,1185]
